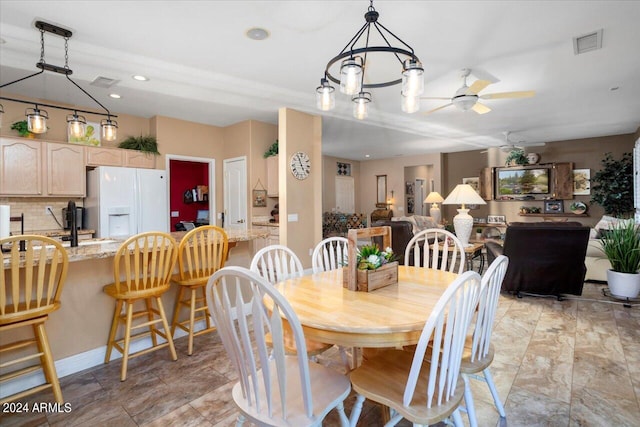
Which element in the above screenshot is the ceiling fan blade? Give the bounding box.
[420,97,451,100]
[472,102,491,114]
[480,90,536,100]
[466,79,491,95]
[423,103,453,115]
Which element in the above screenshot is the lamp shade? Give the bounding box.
[442,184,486,208]
[424,191,444,204]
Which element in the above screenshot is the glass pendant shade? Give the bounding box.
[402,59,424,97]
[67,113,87,138]
[101,118,118,141]
[316,78,335,111]
[26,107,48,134]
[0,103,4,128]
[352,92,371,120]
[340,57,363,95]
[401,93,420,113]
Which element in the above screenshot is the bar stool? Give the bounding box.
[0,235,69,404]
[170,226,228,355]
[103,232,178,381]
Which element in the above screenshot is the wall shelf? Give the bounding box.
[518,213,589,218]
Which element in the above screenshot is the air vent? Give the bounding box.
[573,29,603,55]
[90,76,119,88]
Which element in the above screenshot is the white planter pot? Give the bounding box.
[607,269,640,299]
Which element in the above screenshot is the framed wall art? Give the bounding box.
[252,189,267,207]
[544,199,564,213]
[572,169,590,195]
[68,121,101,146]
[487,215,506,224]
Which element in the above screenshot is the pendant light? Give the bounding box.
[353,92,371,120]
[26,106,48,134]
[67,112,87,138]
[101,117,118,142]
[316,77,335,111]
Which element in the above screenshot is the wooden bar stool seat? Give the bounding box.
[103,232,178,381]
[170,226,228,356]
[1,235,69,404]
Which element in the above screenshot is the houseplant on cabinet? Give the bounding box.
[118,135,160,155]
[600,220,640,299]
[590,152,633,217]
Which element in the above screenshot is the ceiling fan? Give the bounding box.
[499,131,545,152]
[422,68,535,115]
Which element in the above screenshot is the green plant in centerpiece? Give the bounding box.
[356,244,396,270]
[590,152,633,217]
[505,148,529,166]
[263,140,278,158]
[118,135,160,155]
[600,220,640,274]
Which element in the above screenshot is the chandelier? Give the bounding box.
[0,21,117,140]
[316,0,424,119]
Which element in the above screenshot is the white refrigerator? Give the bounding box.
[85,166,169,238]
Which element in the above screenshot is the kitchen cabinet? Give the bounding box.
[85,146,124,166]
[251,225,279,253]
[0,137,44,196]
[266,155,278,197]
[47,142,86,196]
[124,150,155,169]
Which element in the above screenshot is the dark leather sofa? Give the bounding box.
[372,220,414,265]
[485,222,590,297]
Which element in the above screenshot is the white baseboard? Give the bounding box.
[1,302,252,400]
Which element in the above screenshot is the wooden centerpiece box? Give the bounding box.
[343,226,398,292]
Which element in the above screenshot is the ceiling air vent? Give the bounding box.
[573,29,603,55]
[90,76,119,88]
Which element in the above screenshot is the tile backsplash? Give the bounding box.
[0,197,84,233]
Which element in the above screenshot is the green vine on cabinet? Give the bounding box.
[263,140,278,158]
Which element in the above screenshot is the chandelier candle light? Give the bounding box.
[0,21,117,141]
[424,191,444,224]
[442,184,487,247]
[315,0,424,118]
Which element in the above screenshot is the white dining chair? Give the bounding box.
[348,270,483,427]
[251,245,335,361]
[205,266,351,427]
[404,228,466,274]
[461,254,509,427]
[311,237,348,274]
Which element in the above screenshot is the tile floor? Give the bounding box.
[2,282,639,427]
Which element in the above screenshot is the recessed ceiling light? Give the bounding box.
[246,27,269,41]
[109,93,121,99]
[365,154,371,158]
[132,75,149,81]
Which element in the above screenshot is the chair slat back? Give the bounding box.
[206,266,314,420]
[311,237,348,274]
[114,232,178,293]
[178,226,228,280]
[250,245,304,284]
[403,270,482,408]
[404,228,466,274]
[0,235,68,322]
[470,255,509,362]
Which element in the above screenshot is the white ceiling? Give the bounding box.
[1,1,639,160]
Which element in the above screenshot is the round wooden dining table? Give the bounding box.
[271,266,458,349]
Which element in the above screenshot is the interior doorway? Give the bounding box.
[223,156,248,231]
[166,155,215,230]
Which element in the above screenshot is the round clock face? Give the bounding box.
[289,151,311,180]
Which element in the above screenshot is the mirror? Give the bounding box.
[376,175,387,207]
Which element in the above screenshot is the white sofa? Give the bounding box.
[584,239,610,282]
[391,215,442,234]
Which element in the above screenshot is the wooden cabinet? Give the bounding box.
[552,162,573,200]
[124,150,155,169]
[266,155,279,197]
[47,142,85,196]
[0,137,44,196]
[479,167,494,201]
[85,146,124,166]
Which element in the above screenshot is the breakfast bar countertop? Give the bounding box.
[2,228,270,266]
[19,229,95,238]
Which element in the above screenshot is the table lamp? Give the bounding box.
[442,184,486,247]
[424,192,444,224]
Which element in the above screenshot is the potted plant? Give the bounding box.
[600,220,640,299]
[505,148,528,166]
[118,135,160,155]
[476,227,482,240]
[263,140,278,158]
[11,120,35,138]
[590,152,633,217]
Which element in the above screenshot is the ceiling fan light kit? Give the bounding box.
[0,21,118,141]
[316,0,424,119]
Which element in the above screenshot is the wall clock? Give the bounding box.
[289,151,311,180]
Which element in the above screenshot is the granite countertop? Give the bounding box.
[252,221,279,227]
[3,228,270,267]
[20,229,95,237]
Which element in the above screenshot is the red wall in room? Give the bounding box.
[169,160,209,230]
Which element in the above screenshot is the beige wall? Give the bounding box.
[359,153,443,222]
[278,108,322,267]
[442,133,637,227]
[322,155,362,213]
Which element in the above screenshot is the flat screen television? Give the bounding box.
[496,167,550,198]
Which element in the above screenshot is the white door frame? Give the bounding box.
[165,154,216,227]
[223,156,248,230]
